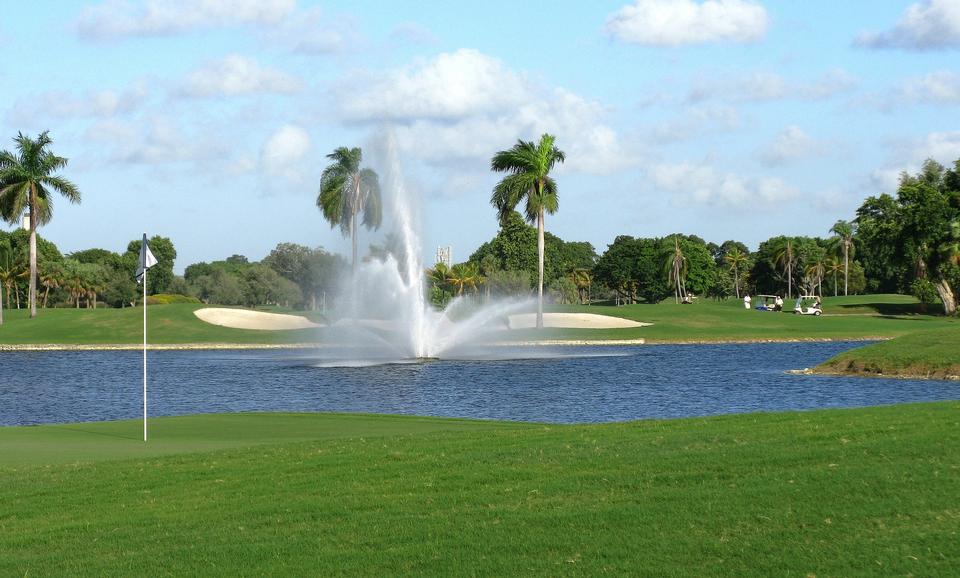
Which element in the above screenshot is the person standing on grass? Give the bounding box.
[744,294,752,309]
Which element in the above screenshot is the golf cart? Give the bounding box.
[794,295,822,316]
[755,295,781,312]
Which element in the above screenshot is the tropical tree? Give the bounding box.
[804,258,825,297]
[723,247,748,298]
[39,262,63,308]
[570,268,592,305]
[447,262,481,296]
[663,237,689,303]
[0,131,81,317]
[490,133,565,328]
[825,257,843,297]
[829,220,855,296]
[316,147,382,272]
[772,238,796,298]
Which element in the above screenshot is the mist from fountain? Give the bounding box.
[318,132,535,363]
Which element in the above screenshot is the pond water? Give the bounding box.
[0,342,956,426]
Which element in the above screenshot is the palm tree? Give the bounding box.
[0,132,81,317]
[804,258,825,297]
[829,220,855,296]
[723,247,748,298]
[39,262,63,308]
[663,237,688,303]
[570,268,592,305]
[825,257,843,297]
[447,262,481,296]
[426,262,450,290]
[490,133,565,329]
[773,238,796,299]
[316,147,382,273]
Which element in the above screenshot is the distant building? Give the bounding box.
[436,246,452,267]
[21,214,30,230]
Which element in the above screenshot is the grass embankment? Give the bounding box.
[1,294,956,346]
[2,405,958,576]
[816,325,960,379]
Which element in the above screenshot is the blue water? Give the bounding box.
[0,342,956,426]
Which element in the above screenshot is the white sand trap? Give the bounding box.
[194,308,322,331]
[507,312,650,330]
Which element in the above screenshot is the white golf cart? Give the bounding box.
[755,295,782,312]
[793,295,823,316]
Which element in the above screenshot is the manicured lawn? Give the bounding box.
[817,325,960,378]
[1,295,956,345]
[2,404,958,576]
[531,294,959,342]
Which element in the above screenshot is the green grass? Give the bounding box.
[0,303,318,344]
[1,294,957,345]
[817,325,960,378]
[524,294,960,343]
[2,405,958,576]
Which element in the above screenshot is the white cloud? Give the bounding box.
[9,83,148,122]
[688,69,856,103]
[604,0,767,46]
[340,49,529,121]
[648,162,797,206]
[337,49,638,175]
[265,6,361,54]
[77,0,295,39]
[856,0,960,50]
[758,125,825,166]
[178,55,301,98]
[869,131,960,192]
[261,124,311,182]
[897,71,960,104]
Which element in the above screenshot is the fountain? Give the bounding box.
[318,132,535,363]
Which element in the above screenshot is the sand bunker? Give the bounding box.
[194,308,322,331]
[507,312,650,330]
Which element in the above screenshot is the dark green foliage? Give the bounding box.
[125,235,176,295]
[593,236,671,304]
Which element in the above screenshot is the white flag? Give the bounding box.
[136,233,158,283]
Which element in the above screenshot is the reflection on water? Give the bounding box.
[0,342,956,426]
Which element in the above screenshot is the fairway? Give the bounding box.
[3,404,958,576]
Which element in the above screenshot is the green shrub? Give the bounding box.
[146,293,201,305]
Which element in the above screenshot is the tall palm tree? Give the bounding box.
[723,247,748,298]
[426,262,450,290]
[490,133,565,329]
[825,257,843,297]
[664,237,688,303]
[829,220,854,296]
[316,147,382,273]
[804,258,825,297]
[0,131,81,317]
[773,238,796,299]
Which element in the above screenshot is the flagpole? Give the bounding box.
[143,265,148,442]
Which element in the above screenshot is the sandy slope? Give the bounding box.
[193,308,322,330]
[507,313,650,329]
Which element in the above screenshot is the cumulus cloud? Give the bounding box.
[9,83,148,123]
[337,49,638,175]
[648,162,797,206]
[856,0,960,50]
[688,69,856,103]
[649,104,740,143]
[604,0,767,46]
[758,125,826,166]
[261,124,311,182]
[896,71,960,104]
[178,55,301,98]
[77,0,295,39]
[869,131,960,192]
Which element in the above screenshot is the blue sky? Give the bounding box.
[3,0,960,272]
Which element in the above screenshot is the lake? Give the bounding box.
[1,342,956,426]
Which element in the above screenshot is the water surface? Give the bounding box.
[1,342,955,426]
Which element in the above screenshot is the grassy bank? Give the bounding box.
[816,325,960,378]
[1,295,956,346]
[2,405,958,575]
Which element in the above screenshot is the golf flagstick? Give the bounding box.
[136,233,158,442]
